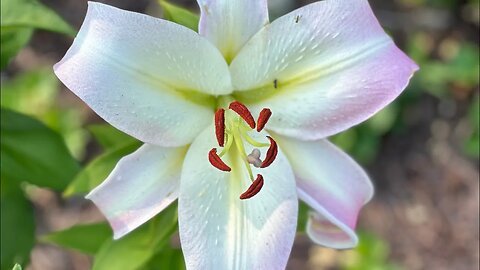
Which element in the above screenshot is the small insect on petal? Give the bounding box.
[295,15,301,23]
[229,101,256,129]
[256,108,272,132]
[260,136,278,168]
[208,148,231,172]
[214,108,225,146]
[240,174,264,200]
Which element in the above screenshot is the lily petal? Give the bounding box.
[179,126,298,270]
[197,0,269,61]
[87,143,186,239]
[274,135,373,249]
[231,0,418,140]
[55,2,232,147]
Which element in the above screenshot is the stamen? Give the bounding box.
[208,148,231,172]
[218,133,233,157]
[229,101,256,129]
[239,174,264,200]
[240,127,270,148]
[214,108,225,146]
[256,108,272,132]
[260,136,278,168]
[232,129,255,181]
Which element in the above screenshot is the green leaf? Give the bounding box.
[144,248,186,270]
[12,264,22,270]
[1,69,58,115]
[0,109,80,190]
[464,95,479,158]
[1,69,88,159]
[40,223,112,254]
[331,129,358,154]
[158,0,199,31]
[92,204,178,270]
[0,0,75,68]
[1,179,35,270]
[63,141,141,196]
[0,27,32,69]
[1,0,75,36]
[341,231,400,270]
[296,201,310,233]
[366,104,398,135]
[88,124,139,150]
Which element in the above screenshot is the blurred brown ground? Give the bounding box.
[7,0,479,269]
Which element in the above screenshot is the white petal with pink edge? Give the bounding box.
[54,2,232,147]
[86,143,186,239]
[231,0,418,140]
[178,125,298,270]
[274,135,373,249]
[196,0,269,60]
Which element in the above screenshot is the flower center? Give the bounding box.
[208,100,277,200]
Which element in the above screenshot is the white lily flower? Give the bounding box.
[54,0,418,269]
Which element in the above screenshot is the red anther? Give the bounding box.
[256,108,272,132]
[208,148,231,172]
[239,174,264,200]
[260,136,278,168]
[214,108,225,146]
[229,101,256,129]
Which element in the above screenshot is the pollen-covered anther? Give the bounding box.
[256,108,272,132]
[229,101,256,129]
[208,148,231,172]
[260,136,278,168]
[239,174,264,200]
[214,108,225,146]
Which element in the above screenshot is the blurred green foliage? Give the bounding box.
[92,204,179,270]
[0,109,79,270]
[63,125,141,197]
[0,0,478,269]
[158,0,199,31]
[0,109,79,190]
[1,1,79,268]
[412,41,479,98]
[0,28,33,70]
[0,0,74,68]
[39,204,183,270]
[464,96,479,157]
[332,104,399,164]
[1,69,89,158]
[40,222,112,254]
[1,181,34,270]
[88,124,139,150]
[341,232,400,270]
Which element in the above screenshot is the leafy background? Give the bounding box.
[1,0,478,269]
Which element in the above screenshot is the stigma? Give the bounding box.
[208,100,278,200]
